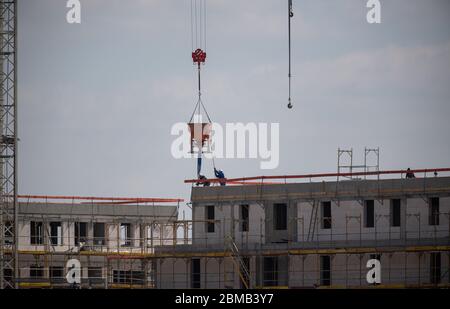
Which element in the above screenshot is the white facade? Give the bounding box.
[158,177,450,288]
[15,202,178,288]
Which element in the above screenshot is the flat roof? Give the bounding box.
[19,202,178,219]
[191,176,450,204]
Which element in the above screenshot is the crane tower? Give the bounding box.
[0,0,18,289]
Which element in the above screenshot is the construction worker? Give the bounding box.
[406,168,415,179]
[214,168,226,186]
[196,175,210,187]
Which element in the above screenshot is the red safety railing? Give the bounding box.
[185,167,450,185]
[17,195,183,205]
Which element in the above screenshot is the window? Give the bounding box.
[206,206,215,233]
[320,256,331,286]
[49,267,64,282]
[364,200,375,228]
[240,257,250,288]
[429,197,440,226]
[88,267,103,284]
[430,252,441,284]
[120,223,132,246]
[240,204,249,232]
[191,258,201,288]
[50,222,62,246]
[30,221,43,245]
[321,202,332,229]
[274,203,287,231]
[74,222,87,246]
[391,199,401,227]
[30,265,44,279]
[113,270,145,285]
[93,223,105,246]
[263,257,278,287]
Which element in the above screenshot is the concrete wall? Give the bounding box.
[16,200,179,285]
[192,202,266,246]
[156,252,450,288]
[18,220,176,253]
[18,254,152,287]
[296,197,450,244]
[192,196,449,247]
[173,177,450,288]
[157,256,259,289]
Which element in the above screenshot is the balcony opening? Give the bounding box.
[429,197,440,226]
[321,202,332,229]
[191,258,201,288]
[240,204,249,232]
[263,257,278,287]
[93,222,105,246]
[74,222,87,246]
[30,221,43,245]
[390,199,401,227]
[430,252,441,284]
[364,200,375,228]
[205,206,215,233]
[120,223,133,247]
[320,255,331,286]
[274,203,287,231]
[50,222,62,246]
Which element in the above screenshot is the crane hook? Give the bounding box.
[287,0,294,111]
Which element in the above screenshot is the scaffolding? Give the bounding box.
[151,212,450,289]
[337,147,380,181]
[14,195,186,289]
[13,218,450,288]
[11,169,450,289]
[174,168,450,289]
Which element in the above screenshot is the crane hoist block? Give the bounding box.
[192,48,207,64]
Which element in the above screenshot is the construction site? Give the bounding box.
[1,0,450,290]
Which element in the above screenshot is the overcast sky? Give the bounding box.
[19,0,450,217]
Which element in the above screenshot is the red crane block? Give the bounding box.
[192,48,206,64]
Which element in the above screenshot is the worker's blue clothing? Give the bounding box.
[214,168,226,186]
[214,168,224,179]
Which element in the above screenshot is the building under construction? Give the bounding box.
[12,196,183,289]
[157,169,450,289]
[3,168,449,289]
[1,0,449,290]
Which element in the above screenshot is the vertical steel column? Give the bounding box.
[0,0,17,289]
